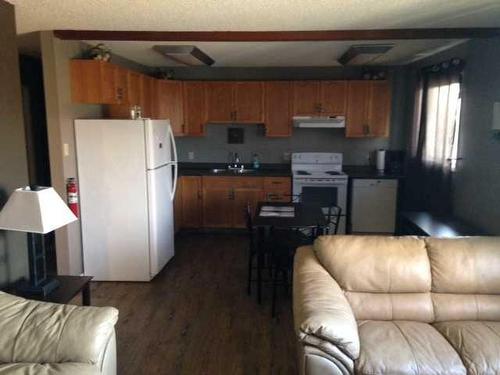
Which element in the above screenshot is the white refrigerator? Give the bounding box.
[75,119,178,281]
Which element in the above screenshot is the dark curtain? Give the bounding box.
[405,58,464,215]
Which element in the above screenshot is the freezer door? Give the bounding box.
[145,119,175,169]
[147,165,175,277]
[75,119,151,281]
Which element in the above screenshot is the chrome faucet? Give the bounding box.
[228,152,244,171]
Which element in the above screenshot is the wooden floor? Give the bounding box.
[89,233,298,375]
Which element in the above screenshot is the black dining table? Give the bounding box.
[252,202,328,303]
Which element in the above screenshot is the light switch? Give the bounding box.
[188,151,195,160]
[63,143,70,157]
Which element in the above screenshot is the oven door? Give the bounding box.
[293,179,347,234]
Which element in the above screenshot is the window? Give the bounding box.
[423,80,462,171]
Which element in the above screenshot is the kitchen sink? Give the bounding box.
[210,168,256,174]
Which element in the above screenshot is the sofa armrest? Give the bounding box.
[293,246,360,361]
[0,292,118,367]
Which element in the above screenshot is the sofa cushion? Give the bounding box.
[0,292,118,365]
[434,321,500,374]
[426,237,500,294]
[355,320,466,375]
[314,236,429,293]
[0,363,99,375]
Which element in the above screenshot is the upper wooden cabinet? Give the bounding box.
[140,75,155,119]
[264,81,292,137]
[154,80,185,136]
[71,60,124,104]
[183,81,207,136]
[346,80,391,138]
[206,81,234,122]
[292,81,320,115]
[206,81,264,123]
[292,80,346,116]
[234,82,264,122]
[320,81,347,115]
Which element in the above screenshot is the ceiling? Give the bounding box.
[8,0,500,35]
[87,39,467,67]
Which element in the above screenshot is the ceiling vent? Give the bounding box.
[338,44,394,65]
[153,45,215,66]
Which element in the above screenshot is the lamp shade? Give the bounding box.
[0,186,77,234]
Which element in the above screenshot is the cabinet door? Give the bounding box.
[206,81,234,122]
[263,177,292,202]
[369,81,391,137]
[264,82,291,137]
[320,81,347,115]
[127,71,142,106]
[114,66,128,104]
[100,62,119,104]
[156,80,185,135]
[181,176,202,228]
[202,179,233,228]
[174,177,183,232]
[183,81,207,136]
[345,81,371,138]
[233,188,264,228]
[140,76,154,118]
[70,60,103,104]
[234,82,264,122]
[292,81,320,115]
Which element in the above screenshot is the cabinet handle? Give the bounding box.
[182,124,185,133]
[199,124,203,133]
[363,124,370,135]
[197,190,202,200]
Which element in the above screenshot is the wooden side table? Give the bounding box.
[10,275,93,306]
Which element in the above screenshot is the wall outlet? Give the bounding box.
[63,143,70,157]
[188,151,195,160]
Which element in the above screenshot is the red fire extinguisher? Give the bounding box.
[66,177,79,218]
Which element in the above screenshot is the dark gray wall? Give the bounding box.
[0,0,29,287]
[174,66,412,165]
[406,38,500,234]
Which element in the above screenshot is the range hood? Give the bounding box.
[293,116,345,128]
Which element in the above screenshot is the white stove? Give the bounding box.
[291,153,348,234]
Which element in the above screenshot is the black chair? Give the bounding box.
[299,189,342,235]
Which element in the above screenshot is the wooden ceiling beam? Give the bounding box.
[54,28,500,42]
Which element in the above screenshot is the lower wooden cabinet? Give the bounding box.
[174,175,291,230]
[181,176,203,228]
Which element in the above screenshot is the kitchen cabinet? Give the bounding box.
[351,179,398,233]
[174,177,183,233]
[183,81,207,136]
[234,82,264,122]
[292,81,320,115]
[140,75,155,119]
[263,177,291,202]
[206,81,264,123]
[345,80,391,138]
[155,80,185,136]
[264,82,292,137]
[292,80,347,116]
[127,70,142,106]
[232,178,265,228]
[181,176,203,228]
[206,81,234,122]
[320,81,347,115]
[202,177,234,227]
[71,60,124,104]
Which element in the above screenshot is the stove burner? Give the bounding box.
[296,170,311,175]
[325,171,341,176]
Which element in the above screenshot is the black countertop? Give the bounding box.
[178,163,292,177]
[178,163,404,179]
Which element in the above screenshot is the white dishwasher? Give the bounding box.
[351,179,398,233]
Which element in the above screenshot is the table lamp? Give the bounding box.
[0,186,77,296]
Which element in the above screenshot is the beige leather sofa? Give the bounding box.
[293,235,500,375]
[0,292,118,375]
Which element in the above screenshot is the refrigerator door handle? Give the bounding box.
[168,126,178,201]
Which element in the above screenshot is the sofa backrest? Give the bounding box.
[314,235,434,322]
[313,235,500,323]
[426,237,500,321]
